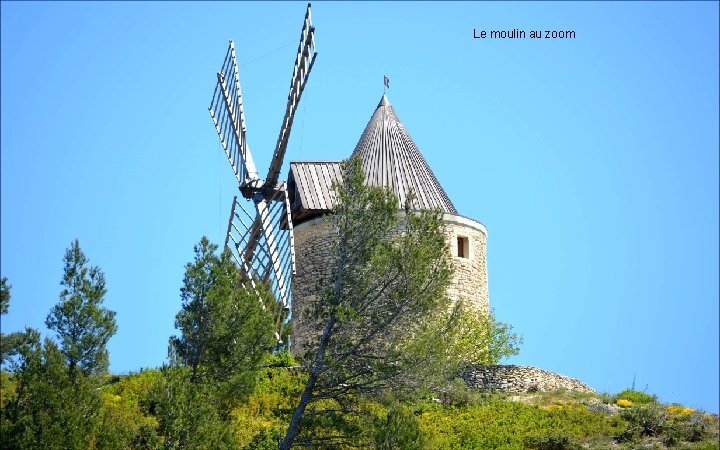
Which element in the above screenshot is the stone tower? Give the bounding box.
[286,95,488,353]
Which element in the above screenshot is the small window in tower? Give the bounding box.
[457,236,469,259]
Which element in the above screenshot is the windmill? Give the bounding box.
[208,3,317,340]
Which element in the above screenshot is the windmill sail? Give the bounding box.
[225,192,296,333]
[266,3,317,185]
[209,41,259,187]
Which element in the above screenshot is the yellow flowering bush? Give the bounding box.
[666,404,695,417]
[545,399,585,413]
[616,399,633,408]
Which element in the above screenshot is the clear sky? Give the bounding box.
[2,1,718,413]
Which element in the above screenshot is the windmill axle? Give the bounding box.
[239,179,284,201]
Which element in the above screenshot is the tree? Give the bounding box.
[280,158,521,449]
[45,239,117,379]
[170,237,276,383]
[1,277,17,365]
[1,247,131,450]
[1,277,10,315]
[0,278,38,369]
[170,237,216,378]
[157,238,277,448]
[150,361,237,450]
[1,333,104,450]
[373,402,426,450]
[281,157,452,448]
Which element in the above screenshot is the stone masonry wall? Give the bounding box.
[291,218,335,355]
[461,365,595,394]
[291,213,490,355]
[442,214,489,313]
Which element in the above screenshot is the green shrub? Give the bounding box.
[689,442,720,450]
[130,423,162,450]
[245,427,282,449]
[230,367,306,447]
[265,350,296,368]
[524,434,580,450]
[617,403,667,442]
[418,398,622,449]
[373,403,426,450]
[662,410,715,446]
[434,377,490,406]
[683,420,710,443]
[614,389,657,405]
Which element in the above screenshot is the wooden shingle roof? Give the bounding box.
[288,161,343,225]
[287,95,457,226]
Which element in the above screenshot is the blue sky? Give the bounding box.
[2,2,718,412]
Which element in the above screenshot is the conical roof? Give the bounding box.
[350,95,457,214]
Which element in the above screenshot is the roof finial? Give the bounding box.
[383,75,390,94]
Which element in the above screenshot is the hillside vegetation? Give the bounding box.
[105,368,720,449]
[4,355,716,449]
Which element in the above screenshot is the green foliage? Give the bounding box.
[1,242,132,449]
[245,428,282,449]
[6,355,718,450]
[617,403,667,440]
[161,228,285,443]
[467,308,522,365]
[1,336,105,449]
[170,237,276,383]
[673,416,713,444]
[2,219,715,450]
[0,331,25,368]
[230,366,306,447]
[373,402,426,450]
[524,434,580,450]
[170,237,216,375]
[0,277,25,368]
[417,398,624,449]
[156,237,279,447]
[264,350,297,368]
[1,277,10,315]
[98,369,164,449]
[614,399,720,447]
[405,303,521,379]
[688,442,720,450]
[130,423,162,450]
[615,388,658,405]
[0,371,15,400]
[45,239,117,379]
[149,364,236,450]
[433,377,492,406]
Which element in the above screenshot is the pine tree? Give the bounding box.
[1,336,102,449]
[45,239,117,379]
[159,239,277,447]
[170,237,276,382]
[2,243,133,449]
[171,237,217,379]
[1,277,10,315]
[0,277,17,365]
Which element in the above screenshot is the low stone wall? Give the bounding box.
[461,365,595,394]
